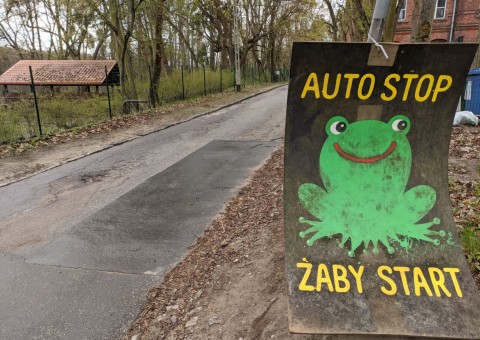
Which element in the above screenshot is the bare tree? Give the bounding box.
[87,0,146,99]
[323,0,339,41]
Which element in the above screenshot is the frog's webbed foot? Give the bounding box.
[298,217,335,246]
[345,237,374,258]
[347,231,399,258]
[399,217,445,246]
[298,217,322,238]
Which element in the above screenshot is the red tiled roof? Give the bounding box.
[0,60,118,86]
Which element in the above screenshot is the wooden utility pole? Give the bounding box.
[384,0,405,42]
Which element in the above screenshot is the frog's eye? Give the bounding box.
[391,119,408,132]
[326,116,349,136]
[389,115,410,134]
[330,121,348,135]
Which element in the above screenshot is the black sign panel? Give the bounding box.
[285,42,480,338]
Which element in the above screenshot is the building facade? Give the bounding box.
[394,0,480,43]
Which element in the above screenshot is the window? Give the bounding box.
[435,0,446,19]
[398,0,407,21]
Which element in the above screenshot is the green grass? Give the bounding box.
[461,226,480,272]
[0,93,123,143]
[459,175,480,273]
[157,68,235,103]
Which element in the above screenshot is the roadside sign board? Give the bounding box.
[284,42,480,338]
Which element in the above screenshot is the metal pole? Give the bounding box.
[105,66,112,120]
[367,0,392,43]
[181,64,185,100]
[449,0,458,42]
[28,66,42,136]
[233,0,241,92]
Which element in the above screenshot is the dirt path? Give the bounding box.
[0,85,281,187]
[124,126,480,340]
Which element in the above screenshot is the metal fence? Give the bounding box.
[0,66,289,144]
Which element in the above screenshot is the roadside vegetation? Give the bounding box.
[0,82,281,159]
[0,68,286,144]
[451,176,480,277]
[449,126,480,283]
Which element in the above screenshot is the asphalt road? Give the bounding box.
[0,86,287,339]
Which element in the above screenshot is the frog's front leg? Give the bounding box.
[298,183,327,220]
[396,185,444,244]
[400,185,437,221]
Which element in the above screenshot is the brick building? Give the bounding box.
[394,0,479,43]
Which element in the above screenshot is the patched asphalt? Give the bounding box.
[1,140,279,339]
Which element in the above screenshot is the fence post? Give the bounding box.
[181,64,185,100]
[203,64,207,96]
[28,66,42,136]
[105,66,113,120]
[220,65,223,93]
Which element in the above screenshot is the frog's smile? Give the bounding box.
[334,141,397,163]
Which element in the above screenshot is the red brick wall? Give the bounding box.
[394,0,479,43]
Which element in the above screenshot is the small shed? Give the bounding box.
[0,59,120,97]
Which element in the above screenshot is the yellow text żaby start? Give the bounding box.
[296,259,463,298]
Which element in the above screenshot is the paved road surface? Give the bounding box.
[0,86,287,339]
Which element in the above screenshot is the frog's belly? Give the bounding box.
[323,194,399,228]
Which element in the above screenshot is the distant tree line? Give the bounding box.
[1,1,451,102]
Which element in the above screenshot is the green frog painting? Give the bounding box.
[298,115,445,257]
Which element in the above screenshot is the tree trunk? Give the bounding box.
[269,33,276,82]
[150,1,165,105]
[324,0,339,41]
[107,0,139,100]
[410,0,436,42]
[383,0,404,42]
[124,48,138,99]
